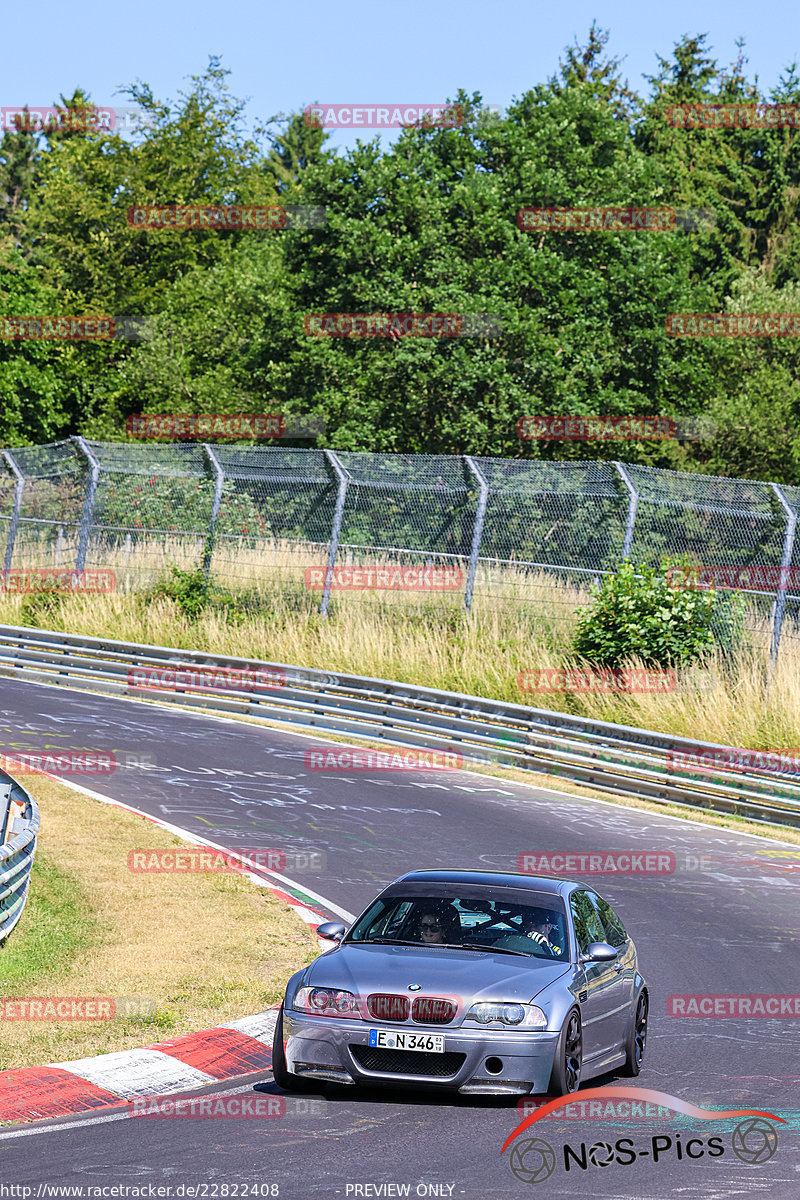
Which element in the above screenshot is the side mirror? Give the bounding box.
[317,921,347,943]
[581,941,618,963]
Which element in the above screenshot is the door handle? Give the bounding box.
[613,961,624,972]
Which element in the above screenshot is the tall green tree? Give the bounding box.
[22,59,279,314]
[0,118,39,252]
[261,110,331,196]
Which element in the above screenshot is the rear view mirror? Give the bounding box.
[582,941,617,963]
[317,921,346,943]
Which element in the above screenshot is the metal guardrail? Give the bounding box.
[0,764,39,943]
[1,623,799,829]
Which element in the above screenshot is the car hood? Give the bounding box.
[304,943,571,1006]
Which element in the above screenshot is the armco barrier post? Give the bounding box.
[201,444,225,586]
[463,456,489,612]
[71,436,100,573]
[767,482,797,685]
[320,451,350,617]
[1,450,24,573]
[613,461,639,562]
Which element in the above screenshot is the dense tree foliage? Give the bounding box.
[2,35,800,480]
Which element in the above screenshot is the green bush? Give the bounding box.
[97,476,267,538]
[17,589,68,628]
[145,566,216,619]
[144,565,273,624]
[572,559,745,668]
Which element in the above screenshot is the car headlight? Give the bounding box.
[293,986,362,1018]
[466,1002,547,1029]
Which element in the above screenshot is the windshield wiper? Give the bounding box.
[353,937,426,946]
[459,943,531,958]
[350,937,532,957]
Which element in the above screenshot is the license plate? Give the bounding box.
[368,1029,444,1052]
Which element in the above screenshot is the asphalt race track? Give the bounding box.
[0,677,798,1198]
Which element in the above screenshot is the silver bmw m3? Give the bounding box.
[272,869,648,1097]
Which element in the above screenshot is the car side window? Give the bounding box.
[570,890,606,953]
[593,894,628,948]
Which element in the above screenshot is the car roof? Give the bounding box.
[391,868,570,895]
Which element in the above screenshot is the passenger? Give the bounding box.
[521,909,562,955]
[416,905,461,945]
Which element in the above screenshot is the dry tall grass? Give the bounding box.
[1,537,799,751]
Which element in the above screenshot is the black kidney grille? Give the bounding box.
[350,1045,465,1077]
[366,993,410,1021]
[411,997,457,1024]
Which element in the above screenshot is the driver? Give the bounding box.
[521,909,562,955]
[415,904,462,945]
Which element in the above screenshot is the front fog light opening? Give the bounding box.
[484,1057,504,1075]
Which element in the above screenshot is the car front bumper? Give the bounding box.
[282,1009,561,1095]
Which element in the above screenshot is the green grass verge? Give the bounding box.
[1,855,99,987]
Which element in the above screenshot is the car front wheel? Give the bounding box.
[271,1004,318,1092]
[621,990,648,1076]
[548,1009,582,1096]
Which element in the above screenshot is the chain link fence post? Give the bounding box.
[613,461,639,562]
[767,482,796,684]
[463,456,488,612]
[320,450,349,618]
[71,436,100,573]
[1,450,24,574]
[201,444,225,586]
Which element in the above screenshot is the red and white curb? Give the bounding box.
[0,1011,282,1124]
[0,774,353,1127]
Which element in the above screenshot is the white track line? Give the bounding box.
[15,674,800,850]
[35,774,354,922]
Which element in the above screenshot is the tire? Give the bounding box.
[271,1004,318,1092]
[548,1009,582,1097]
[621,990,648,1077]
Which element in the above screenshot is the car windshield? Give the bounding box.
[345,893,569,961]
